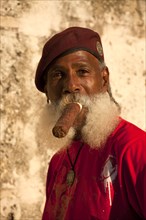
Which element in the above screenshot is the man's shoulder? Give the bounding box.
[106,119,146,170]
[109,118,145,158]
[112,118,145,142]
[50,148,66,162]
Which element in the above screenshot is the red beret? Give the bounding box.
[35,27,104,92]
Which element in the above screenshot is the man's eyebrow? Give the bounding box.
[48,61,91,72]
[48,64,64,72]
[72,62,91,69]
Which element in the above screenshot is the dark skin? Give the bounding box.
[45,50,109,138]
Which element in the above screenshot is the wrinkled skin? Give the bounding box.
[45,50,109,138]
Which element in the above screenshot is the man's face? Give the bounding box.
[45,50,109,103]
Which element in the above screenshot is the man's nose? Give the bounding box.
[63,73,81,94]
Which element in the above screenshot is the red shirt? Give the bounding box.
[42,119,146,220]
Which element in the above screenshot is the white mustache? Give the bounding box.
[59,94,81,106]
[55,93,91,112]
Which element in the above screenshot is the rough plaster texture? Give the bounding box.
[0,0,145,219]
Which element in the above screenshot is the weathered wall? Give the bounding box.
[0,0,145,219]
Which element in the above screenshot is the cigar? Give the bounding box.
[52,102,82,138]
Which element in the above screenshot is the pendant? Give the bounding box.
[66,169,75,186]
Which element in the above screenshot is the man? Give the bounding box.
[35,27,146,220]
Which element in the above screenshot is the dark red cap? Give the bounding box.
[35,27,104,92]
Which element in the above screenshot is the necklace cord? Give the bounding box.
[67,143,84,170]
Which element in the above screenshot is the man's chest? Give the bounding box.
[46,147,120,220]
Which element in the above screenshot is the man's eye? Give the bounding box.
[52,71,63,79]
[77,69,89,75]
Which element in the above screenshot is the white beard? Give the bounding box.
[80,93,120,148]
[36,93,120,154]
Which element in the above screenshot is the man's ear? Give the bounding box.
[101,66,109,92]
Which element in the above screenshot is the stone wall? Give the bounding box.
[0,0,145,219]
